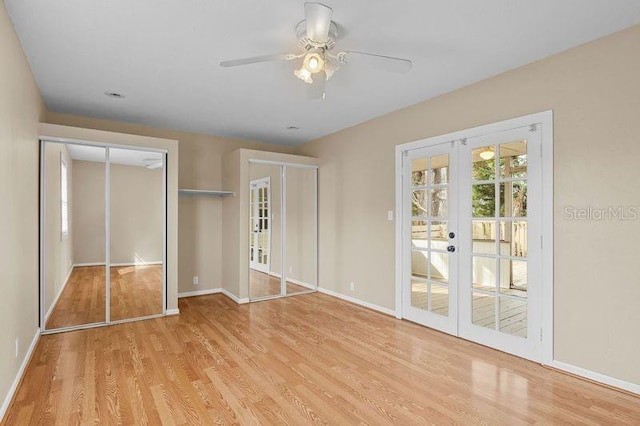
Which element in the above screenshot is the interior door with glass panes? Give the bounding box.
[250,177,271,273]
[402,142,458,335]
[458,125,542,361]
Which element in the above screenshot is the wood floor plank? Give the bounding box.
[3,292,640,425]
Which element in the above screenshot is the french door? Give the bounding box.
[249,177,271,273]
[401,123,543,361]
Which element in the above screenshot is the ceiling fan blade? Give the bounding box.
[339,51,412,73]
[307,70,327,100]
[220,53,297,68]
[305,2,333,43]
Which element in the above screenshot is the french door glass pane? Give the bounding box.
[472,148,495,180]
[429,188,447,217]
[411,220,428,248]
[411,250,429,280]
[472,293,496,329]
[500,220,528,257]
[430,154,449,184]
[430,253,449,283]
[412,190,429,216]
[499,297,527,338]
[472,184,496,217]
[472,256,496,291]
[499,140,527,179]
[500,181,527,217]
[411,158,428,186]
[411,279,428,310]
[431,284,449,316]
[472,220,497,254]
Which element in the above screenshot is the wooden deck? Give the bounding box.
[412,279,527,337]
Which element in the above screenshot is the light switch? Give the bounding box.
[387,211,394,221]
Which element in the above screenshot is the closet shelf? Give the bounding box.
[178,189,235,197]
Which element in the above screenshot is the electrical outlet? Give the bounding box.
[289,266,293,274]
[15,338,19,358]
[349,282,355,292]
[193,276,199,285]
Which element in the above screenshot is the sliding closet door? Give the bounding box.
[42,142,106,331]
[284,166,318,295]
[108,148,165,321]
[248,162,281,300]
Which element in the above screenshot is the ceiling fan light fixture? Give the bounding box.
[303,52,324,73]
[294,67,313,84]
[479,147,495,160]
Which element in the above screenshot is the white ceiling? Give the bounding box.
[6,1,640,146]
[65,143,162,167]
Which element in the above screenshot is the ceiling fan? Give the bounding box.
[220,2,412,100]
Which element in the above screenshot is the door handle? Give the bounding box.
[447,245,456,253]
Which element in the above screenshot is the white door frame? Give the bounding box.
[395,110,554,365]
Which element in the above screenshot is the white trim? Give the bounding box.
[394,144,404,319]
[105,147,110,324]
[318,287,395,316]
[38,135,169,154]
[44,265,75,322]
[166,308,180,316]
[0,328,40,422]
[73,261,163,267]
[550,360,640,396]
[178,288,221,298]
[540,110,554,366]
[177,287,253,304]
[267,272,316,290]
[248,159,318,169]
[221,288,250,304]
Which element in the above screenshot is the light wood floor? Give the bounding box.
[6,293,640,424]
[46,265,163,330]
[249,269,310,299]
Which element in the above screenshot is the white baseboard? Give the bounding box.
[74,261,163,267]
[221,288,250,304]
[267,272,316,291]
[166,308,180,316]
[177,287,249,304]
[44,265,75,322]
[178,288,221,298]
[549,360,640,395]
[318,287,396,316]
[0,328,40,422]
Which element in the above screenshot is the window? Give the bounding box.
[61,157,68,240]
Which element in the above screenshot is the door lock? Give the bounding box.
[448,232,455,239]
[447,245,456,253]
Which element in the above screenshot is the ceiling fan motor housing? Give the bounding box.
[295,20,338,51]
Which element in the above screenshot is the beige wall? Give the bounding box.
[72,160,163,265]
[0,1,45,414]
[296,25,640,385]
[43,143,74,317]
[43,112,294,294]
